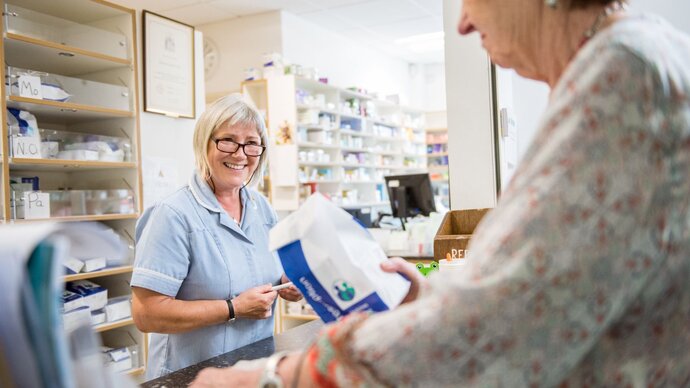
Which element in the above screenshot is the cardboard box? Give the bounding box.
[433,208,491,261]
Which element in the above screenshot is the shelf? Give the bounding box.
[282,314,319,321]
[299,179,339,184]
[339,112,365,120]
[341,201,389,209]
[427,152,448,157]
[294,77,335,93]
[426,128,447,133]
[432,178,449,183]
[4,33,131,76]
[64,265,133,282]
[297,142,339,149]
[371,135,405,143]
[10,159,137,171]
[11,213,139,223]
[342,163,376,169]
[126,367,146,377]
[7,96,133,123]
[342,180,384,184]
[94,317,134,333]
[298,161,340,167]
[426,140,448,145]
[428,165,449,171]
[295,104,340,116]
[339,129,372,138]
[370,119,400,128]
[341,147,369,153]
[339,88,373,101]
[371,150,401,156]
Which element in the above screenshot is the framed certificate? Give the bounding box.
[143,11,195,118]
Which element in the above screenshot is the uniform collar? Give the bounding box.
[188,171,258,242]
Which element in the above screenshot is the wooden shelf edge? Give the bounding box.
[8,96,133,117]
[94,317,134,333]
[125,366,146,376]
[6,33,131,66]
[282,314,319,321]
[10,158,136,168]
[11,213,139,223]
[64,265,133,282]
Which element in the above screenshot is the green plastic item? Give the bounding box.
[416,261,439,277]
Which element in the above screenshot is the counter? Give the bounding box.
[141,320,324,388]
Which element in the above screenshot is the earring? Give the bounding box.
[545,0,558,8]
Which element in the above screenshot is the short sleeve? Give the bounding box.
[131,204,191,297]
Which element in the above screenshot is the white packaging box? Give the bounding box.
[91,309,106,326]
[61,290,85,312]
[83,257,107,272]
[102,346,132,373]
[64,257,85,274]
[105,296,131,322]
[63,305,90,333]
[66,280,108,311]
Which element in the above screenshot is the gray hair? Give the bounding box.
[193,93,268,189]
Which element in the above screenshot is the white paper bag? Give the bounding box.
[269,193,409,323]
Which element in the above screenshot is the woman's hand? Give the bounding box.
[278,274,303,302]
[190,366,260,387]
[380,257,427,304]
[233,284,277,319]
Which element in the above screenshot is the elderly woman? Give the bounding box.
[192,0,690,386]
[131,94,302,379]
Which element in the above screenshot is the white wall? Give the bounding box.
[632,0,690,33]
[443,0,498,210]
[422,63,447,112]
[280,12,413,105]
[110,2,205,209]
[198,12,283,97]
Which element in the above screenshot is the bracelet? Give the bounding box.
[225,298,236,321]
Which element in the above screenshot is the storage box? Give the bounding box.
[7,66,131,111]
[101,330,139,372]
[66,280,108,311]
[4,4,129,60]
[433,208,491,261]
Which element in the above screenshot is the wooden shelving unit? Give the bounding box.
[1,0,145,375]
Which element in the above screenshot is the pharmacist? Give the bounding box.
[130,94,302,379]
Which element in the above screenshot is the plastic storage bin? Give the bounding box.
[9,126,132,162]
[6,66,131,111]
[4,4,129,60]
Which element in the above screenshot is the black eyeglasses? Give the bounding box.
[212,138,266,157]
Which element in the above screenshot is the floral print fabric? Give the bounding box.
[304,15,690,387]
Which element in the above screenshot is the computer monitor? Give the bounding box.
[344,207,373,228]
[384,173,436,220]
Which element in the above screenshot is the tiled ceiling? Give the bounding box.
[113,0,445,63]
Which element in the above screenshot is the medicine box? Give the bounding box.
[66,280,108,311]
[433,208,491,261]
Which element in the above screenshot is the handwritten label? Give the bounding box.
[23,192,50,219]
[12,136,42,158]
[18,75,43,99]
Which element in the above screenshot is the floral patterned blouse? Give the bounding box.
[303,15,690,387]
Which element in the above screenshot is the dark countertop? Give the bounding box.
[141,320,324,388]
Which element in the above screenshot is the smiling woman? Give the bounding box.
[130,94,303,380]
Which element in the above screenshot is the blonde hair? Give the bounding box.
[193,93,268,189]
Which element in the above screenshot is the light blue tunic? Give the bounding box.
[131,171,282,379]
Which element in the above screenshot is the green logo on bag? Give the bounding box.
[333,280,355,302]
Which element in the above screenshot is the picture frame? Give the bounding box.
[143,11,196,118]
